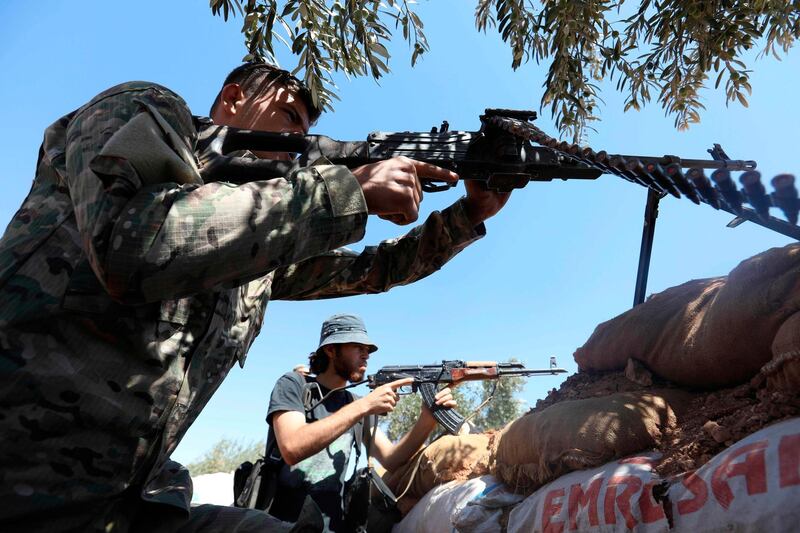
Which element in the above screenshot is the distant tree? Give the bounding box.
[471,374,525,432]
[210,1,800,139]
[186,438,265,476]
[385,391,423,443]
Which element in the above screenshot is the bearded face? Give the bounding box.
[331,343,370,383]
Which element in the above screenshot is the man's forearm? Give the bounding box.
[276,401,368,466]
[379,416,436,472]
[271,198,485,301]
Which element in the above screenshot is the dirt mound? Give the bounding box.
[528,367,800,478]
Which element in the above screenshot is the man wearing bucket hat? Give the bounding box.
[262,314,455,531]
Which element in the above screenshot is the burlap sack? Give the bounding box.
[760,311,800,392]
[384,433,494,501]
[492,390,692,493]
[575,243,800,388]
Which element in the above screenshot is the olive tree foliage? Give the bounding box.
[210,0,800,140]
[210,0,428,113]
[471,374,525,431]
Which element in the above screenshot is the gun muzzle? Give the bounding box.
[687,168,720,209]
[740,171,770,220]
[771,174,799,225]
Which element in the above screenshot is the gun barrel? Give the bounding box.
[617,155,757,172]
[498,368,568,376]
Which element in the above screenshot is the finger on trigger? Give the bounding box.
[411,160,459,183]
[412,166,423,204]
[389,377,414,389]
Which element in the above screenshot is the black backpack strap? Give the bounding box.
[349,391,368,464]
[302,378,324,417]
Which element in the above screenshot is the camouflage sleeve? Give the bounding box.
[64,83,367,303]
[270,198,484,300]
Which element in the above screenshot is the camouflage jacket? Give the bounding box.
[0,82,483,531]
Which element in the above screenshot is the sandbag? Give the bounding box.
[385,433,494,501]
[494,391,691,493]
[452,476,524,532]
[668,417,800,532]
[575,243,800,388]
[393,477,497,533]
[505,453,667,533]
[761,311,800,392]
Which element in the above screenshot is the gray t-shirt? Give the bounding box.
[265,372,370,531]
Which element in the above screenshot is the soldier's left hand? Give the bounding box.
[462,180,512,226]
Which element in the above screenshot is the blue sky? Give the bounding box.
[1,1,797,464]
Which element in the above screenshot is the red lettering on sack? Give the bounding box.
[676,473,707,515]
[639,481,666,523]
[604,475,642,529]
[542,488,566,533]
[779,433,800,488]
[711,440,768,509]
[568,478,602,529]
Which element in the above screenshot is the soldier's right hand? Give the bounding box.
[351,157,459,225]
[360,377,415,415]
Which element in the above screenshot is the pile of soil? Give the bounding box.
[527,366,800,478]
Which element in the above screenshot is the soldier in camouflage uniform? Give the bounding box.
[0,63,510,532]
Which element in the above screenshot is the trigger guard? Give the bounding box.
[422,182,456,193]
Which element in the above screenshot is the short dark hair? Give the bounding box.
[210,62,322,123]
[308,345,340,374]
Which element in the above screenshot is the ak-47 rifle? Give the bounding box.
[366,358,567,435]
[195,109,799,305]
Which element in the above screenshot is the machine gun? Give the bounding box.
[194,109,798,237]
[366,358,567,435]
[195,109,800,305]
